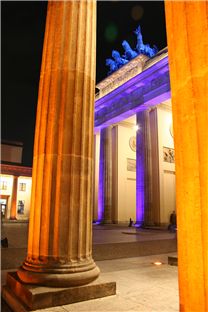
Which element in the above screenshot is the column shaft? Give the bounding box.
[136,111,152,225]
[10,176,18,220]
[149,108,160,225]
[165,2,208,311]
[18,0,99,287]
[98,127,112,223]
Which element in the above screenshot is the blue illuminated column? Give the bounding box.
[98,126,112,223]
[149,108,160,225]
[136,110,152,226]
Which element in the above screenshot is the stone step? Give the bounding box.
[93,239,177,261]
[2,272,116,312]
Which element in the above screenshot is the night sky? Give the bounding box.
[1,1,167,167]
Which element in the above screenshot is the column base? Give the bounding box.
[2,271,116,312]
[95,219,112,225]
[134,221,145,228]
[17,259,100,287]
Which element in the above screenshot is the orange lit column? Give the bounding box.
[165,2,208,311]
[98,126,113,223]
[18,1,99,287]
[10,175,18,220]
[136,110,153,226]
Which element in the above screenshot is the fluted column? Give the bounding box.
[165,2,208,311]
[18,1,99,287]
[149,108,160,225]
[10,175,18,220]
[98,126,112,223]
[136,110,152,225]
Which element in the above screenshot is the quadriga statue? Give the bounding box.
[105,25,158,75]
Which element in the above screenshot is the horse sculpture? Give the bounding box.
[122,40,138,60]
[106,50,128,75]
[105,58,118,74]
[134,26,158,58]
[112,50,128,67]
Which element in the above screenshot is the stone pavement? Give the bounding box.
[1,222,178,311]
[2,253,179,312]
[1,222,176,247]
[1,222,177,268]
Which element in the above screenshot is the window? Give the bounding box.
[0,181,7,190]
[17,200,25,214]
[19,183,26,191]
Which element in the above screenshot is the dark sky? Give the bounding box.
[1,1,167,166]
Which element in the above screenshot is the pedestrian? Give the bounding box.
[168,211,177,232]
[128,218,133,227]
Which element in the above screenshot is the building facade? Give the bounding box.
[0,141,32,220]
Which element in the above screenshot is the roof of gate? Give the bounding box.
[95,47,168,101]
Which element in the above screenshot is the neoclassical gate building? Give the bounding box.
[93,48,175,226]
[1,48,175,226]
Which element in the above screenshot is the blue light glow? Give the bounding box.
[136,127,145,225]
[95,54,170,131]
[98,128,105,222]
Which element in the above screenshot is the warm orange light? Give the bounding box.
[153,261,162,266]
[165,1,208,311]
